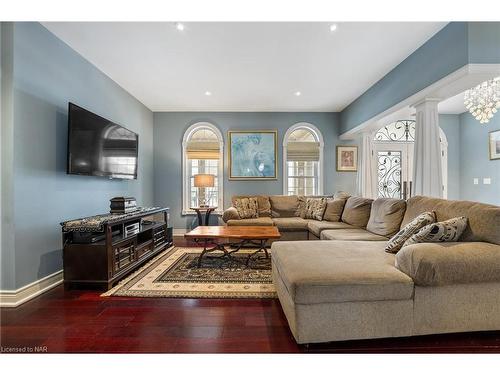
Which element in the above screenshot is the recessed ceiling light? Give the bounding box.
[295,91,301,96]
[205,91,212,96]
[329,24,338,32]
[175,22,185,31]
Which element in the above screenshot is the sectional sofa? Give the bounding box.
[222,194,500,344]
[222,193,361,241]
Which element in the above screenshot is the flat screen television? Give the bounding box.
[67,103,138,179]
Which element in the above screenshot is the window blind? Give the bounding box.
[286,141,320,161]
[186,141,220,160]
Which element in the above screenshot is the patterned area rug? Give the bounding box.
[102,246,276,298]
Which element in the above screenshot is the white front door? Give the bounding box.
[371,120,447,200]
[373,142,414,199]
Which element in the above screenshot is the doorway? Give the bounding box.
[372,120,447,199]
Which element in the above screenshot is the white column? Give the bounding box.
[412,98,443,198]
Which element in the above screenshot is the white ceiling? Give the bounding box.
[42,22,447,112]
[438,92,467,114]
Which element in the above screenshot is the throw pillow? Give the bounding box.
[403,216,468,247]
[295,196,307,217]
[302,198,327,221]
[234,197,259,219]
[385,211,436,254]
[323,197,348,222]
[231,195,271,217]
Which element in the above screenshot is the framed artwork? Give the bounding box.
[490,129,500,160]
[336,145,358,172]
[228,130,277,180]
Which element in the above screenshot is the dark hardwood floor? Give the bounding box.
[2,238,500,353]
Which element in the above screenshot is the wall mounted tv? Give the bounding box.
[67,103,138,180]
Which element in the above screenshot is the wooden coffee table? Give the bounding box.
[184,226,281,267]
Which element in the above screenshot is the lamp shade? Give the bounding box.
[194,174,215,188]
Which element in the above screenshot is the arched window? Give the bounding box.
[182,122,224,214]
[372,120,448,199]
[283,123,324,195]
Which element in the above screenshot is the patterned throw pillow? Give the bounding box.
[385,211,436,254]
[234,197,259,219]
[403,216,468,247]
[302,198,327,221]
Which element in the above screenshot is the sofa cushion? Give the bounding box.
[271,240,414,304]
[402,196,500,245]
[323,197,348,222]
[367,198,406,237]
[403,216,468,247]
[334,191,351,199]
[270,195,300,218]
[395,242,500,286]
[385,211,436,254]
[307,221,355,237]
[231,195,271,217]
[272,217,309,232]
[302,198,327,220]
[341,196,373,228]
[226,217,274,226]
[320,228,388,241]
[234,197,258,219]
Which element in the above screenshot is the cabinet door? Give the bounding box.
[112,239,136,275]
[153,226,167,249]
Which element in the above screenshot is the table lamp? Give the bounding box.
[194,174,215,208]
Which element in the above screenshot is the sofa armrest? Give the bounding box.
[395,241,500,286]
[222,207,240,222]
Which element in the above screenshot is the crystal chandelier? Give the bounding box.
[464,77,500,124]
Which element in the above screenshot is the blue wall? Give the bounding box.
[1,23,16,290]
[468,22,500,63]
[340,22,467,134]
[339,22,500,135]
[459,112,500,205]
[1,22,154,290]
[153,112,358,229]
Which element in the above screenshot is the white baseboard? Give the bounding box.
[0,270,63,308]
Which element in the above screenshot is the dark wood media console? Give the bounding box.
[62,207,172,290]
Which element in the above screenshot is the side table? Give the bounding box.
[190,206,218,226]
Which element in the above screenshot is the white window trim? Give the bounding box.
[182,122,224,215]
[283,122,324,195]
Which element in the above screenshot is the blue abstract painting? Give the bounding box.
[229,131,277,179]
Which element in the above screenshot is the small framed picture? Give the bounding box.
[489,129,500,160]
[336,145,358,172]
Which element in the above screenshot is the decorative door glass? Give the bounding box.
[377,151,402,198]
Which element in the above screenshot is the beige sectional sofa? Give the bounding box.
[222,193,385,241]
[223,194,500,344]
